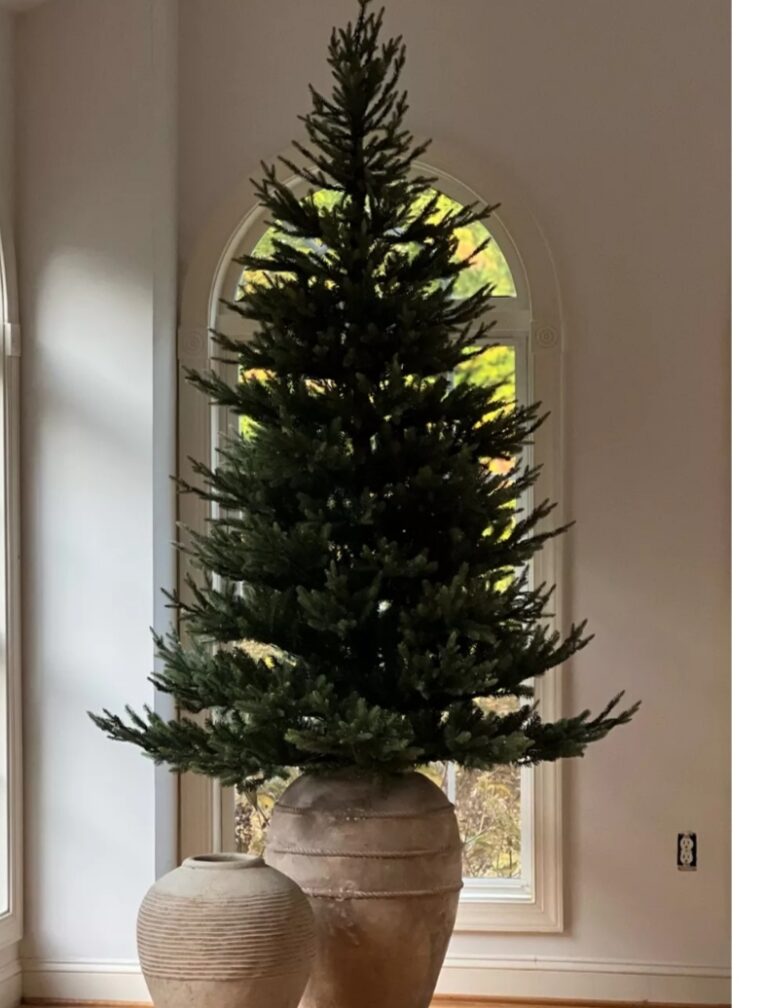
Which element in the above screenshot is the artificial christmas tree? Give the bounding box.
[91,3,638,1005]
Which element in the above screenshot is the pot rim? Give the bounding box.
[182,853,265,870]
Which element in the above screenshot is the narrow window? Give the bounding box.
[229,186,534,899]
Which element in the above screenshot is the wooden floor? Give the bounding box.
[432,1000,730,1008]
[24,998,731,1008]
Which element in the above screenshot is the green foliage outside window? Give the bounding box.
[235,759,521,879]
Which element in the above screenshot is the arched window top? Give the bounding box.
[236,185,518,301]
[180,152,564,931]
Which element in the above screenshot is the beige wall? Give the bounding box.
[0,10,13,243]
[178,0,730,987]
[13,0,729,1002]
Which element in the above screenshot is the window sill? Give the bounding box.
[455,888,562,933]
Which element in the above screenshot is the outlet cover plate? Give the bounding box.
[677,832,697,870]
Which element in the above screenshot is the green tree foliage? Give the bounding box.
[240,187,515,299]
[90,0,638,792]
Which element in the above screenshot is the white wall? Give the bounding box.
[177,0,730,1001]
[13,0,729,1003]
[16,0,177,997]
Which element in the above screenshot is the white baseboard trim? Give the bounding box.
[21,960,149,1003]
[21,955,731,1006]
[438,955,731,1005]
[0,960,22,1008]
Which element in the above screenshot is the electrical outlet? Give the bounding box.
[677,832,697,870]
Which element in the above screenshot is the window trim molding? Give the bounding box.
[0,214,23,950]
[177,145,567,933]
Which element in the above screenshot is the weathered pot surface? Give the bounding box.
[265,771,462,1008]
[137,852,315,1008]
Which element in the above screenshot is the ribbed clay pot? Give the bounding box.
[264,772,462,1008]
[137,853,315,1008]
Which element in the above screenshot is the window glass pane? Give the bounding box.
[427,342,523,879]
[421,747,522,878]
[230,196,523,877]
[237,187,516,299]
[456,341,519,581]
[457,764,522,879]
[455,342,516,409]
[232,339,524,881]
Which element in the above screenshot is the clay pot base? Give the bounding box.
[266,772,462,1008]
[138,853,314,1008]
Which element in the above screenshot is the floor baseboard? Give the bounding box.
[20,956,731,1008]
[0,966,21,1008]
[23,1003,149,1008]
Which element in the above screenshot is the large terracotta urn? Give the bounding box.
[265,771,462,1008]
[137,853,315,1008]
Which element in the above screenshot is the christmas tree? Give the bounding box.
[90,0,638,792]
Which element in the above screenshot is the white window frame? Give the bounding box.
[177,155,566,933]
[0,217,23,950]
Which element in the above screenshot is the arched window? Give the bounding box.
[178,159,565,933]
[224,179,534,887]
